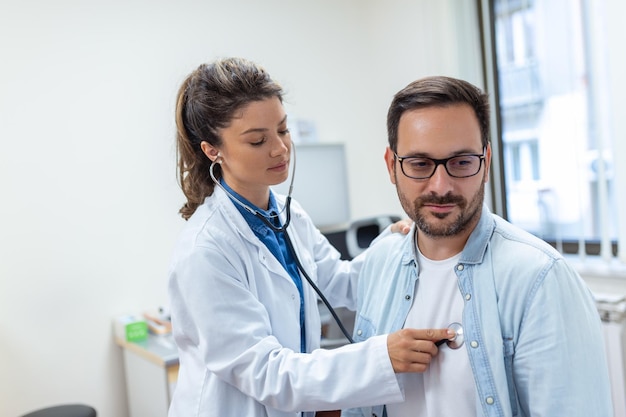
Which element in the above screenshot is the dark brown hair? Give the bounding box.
[175,57,284,220]
[387,76,490,152]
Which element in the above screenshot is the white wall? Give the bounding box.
[0,1,481,415]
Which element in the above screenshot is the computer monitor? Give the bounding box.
[271,143,351,230]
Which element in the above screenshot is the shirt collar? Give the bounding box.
[220,178,280,235]
[460,204,495,264]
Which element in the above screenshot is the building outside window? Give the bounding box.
[481,0,619,258]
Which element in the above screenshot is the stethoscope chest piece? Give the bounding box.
[444,322,465,349]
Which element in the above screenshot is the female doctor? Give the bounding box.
[167,57,452,417]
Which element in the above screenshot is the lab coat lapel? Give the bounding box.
[216,187,296,284]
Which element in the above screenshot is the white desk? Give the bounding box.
[116,334,179,417]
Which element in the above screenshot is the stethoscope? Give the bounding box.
[209,145,356,343]
[208,147,466,349]
[436,322,465,349]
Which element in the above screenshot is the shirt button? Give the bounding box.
[465,293,471,301]
[456,264,464,271]
[486,396,494,405]
[357,329,363,336]
[471,340,479,348]
[405,295,411,300]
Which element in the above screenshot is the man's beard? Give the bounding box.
[397,178,485,238]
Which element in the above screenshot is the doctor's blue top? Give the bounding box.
[345,205,613,417]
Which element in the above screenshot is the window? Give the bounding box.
[479,0,625,264]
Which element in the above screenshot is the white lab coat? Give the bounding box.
[167,187,403,417]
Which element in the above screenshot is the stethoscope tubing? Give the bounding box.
[210,155,465,349]
[282,230,355,343]
[210,153,465,347]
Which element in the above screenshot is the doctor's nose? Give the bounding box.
[270,134,290,157]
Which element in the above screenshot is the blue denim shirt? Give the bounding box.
[345,205,613,417]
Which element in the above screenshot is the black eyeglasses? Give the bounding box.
[394,148,486,179]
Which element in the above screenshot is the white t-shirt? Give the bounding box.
[386,248,476,417]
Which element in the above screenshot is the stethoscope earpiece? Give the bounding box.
[436,322,465,349]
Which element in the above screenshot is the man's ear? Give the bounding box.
[384,147,397,185]
[484,143,492,183]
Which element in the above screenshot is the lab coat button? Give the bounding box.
[486,396,494,405]
[471,340,479,348]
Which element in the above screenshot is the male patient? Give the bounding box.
[344,76,613,417]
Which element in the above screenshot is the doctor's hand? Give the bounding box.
[387,328,455,373]
[390,218,413,235]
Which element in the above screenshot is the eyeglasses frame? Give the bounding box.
[393,147,487,179]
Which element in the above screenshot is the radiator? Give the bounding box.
[595,293,626,417]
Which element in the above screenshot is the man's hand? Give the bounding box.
[387,328,455,373]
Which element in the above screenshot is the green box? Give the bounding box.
[125,321,148,342]
[115,315,149,342]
